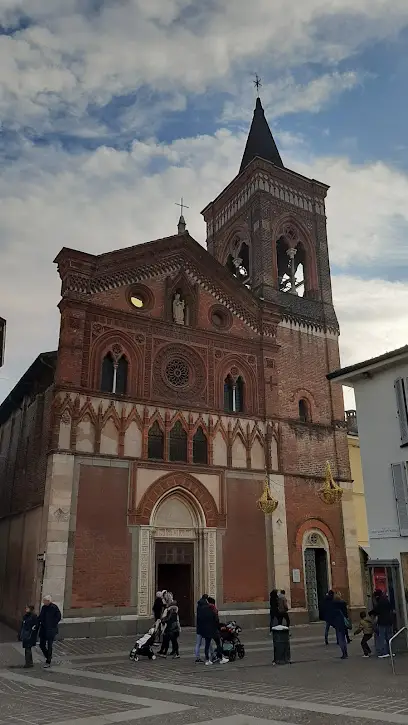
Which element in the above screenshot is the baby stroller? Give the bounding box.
[219,620,245,662]
[129,625,158,662]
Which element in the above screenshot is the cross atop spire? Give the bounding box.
[254,74,262,97]
[239,95,284,174]
[176,197,189,235]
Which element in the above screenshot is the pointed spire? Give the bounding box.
[239,97,284,174]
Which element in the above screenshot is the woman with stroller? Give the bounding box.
[196,596,228,666]
[158,599,181,659]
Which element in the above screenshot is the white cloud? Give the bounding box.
[0,0,407,131]
[1,128,408,404]
[222,72,362,123]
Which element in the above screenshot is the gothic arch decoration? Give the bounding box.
[221,226,252,288]
[294,518,336,555]
[216,355,257,415]
[151,488,206,529]
[88,329,143,397]
[165,270,198,327]
[134,472,223,527]
[271,214,318,297]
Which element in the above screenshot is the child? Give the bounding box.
[20,605,38,668]
[354,610,374,657]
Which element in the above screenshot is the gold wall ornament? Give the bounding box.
[318,461,343,505]
[257,478,278,514]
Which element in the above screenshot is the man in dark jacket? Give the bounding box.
[196,595,228,665]
[19,605,38,668]
[369,589,394,658]
[38,595,61,668]
[323,590,336,645]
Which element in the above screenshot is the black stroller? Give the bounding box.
[219,620,245,661]
[129,622,161,662]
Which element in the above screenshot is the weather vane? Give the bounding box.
[254,74,262,96]
[175,197,189,217]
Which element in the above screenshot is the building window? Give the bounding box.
[169,421,188,462]
[148,422,164,460]
[101,352,128,395]
[116,356,128,395]
[224,375,244,413]
[391,462,408,536]
[299,398,310,423]
[395,378,408,446]
[193,427,208,465]
[101,353,115,393]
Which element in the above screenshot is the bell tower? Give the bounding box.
[201,96,338,333]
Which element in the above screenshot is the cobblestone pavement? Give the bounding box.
[2,625,408,725]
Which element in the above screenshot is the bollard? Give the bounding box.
[272,624,291,664]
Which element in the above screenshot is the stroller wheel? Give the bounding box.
[134,656,139,662]
[237,647,245,659]
[228,650,237,662]
[152,655,156,660]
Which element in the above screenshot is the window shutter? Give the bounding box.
[394,378,408,445]
[391,463,408,536]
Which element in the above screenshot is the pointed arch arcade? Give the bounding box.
[271,215,319,297]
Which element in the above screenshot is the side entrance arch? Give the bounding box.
[303,530,331,621]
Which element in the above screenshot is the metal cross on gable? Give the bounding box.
[175,197,189,216]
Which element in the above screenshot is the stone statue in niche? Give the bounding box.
[172,293,185,325]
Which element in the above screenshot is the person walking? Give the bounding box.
[195,594,209,662]
[38,595,61,668]
[277,590,290,628]
[158,600,180,658]
[354,610,374,657]
[19,605,38,668]
[369,589,394,658]
[332,592,350,660]
[323,590,336,645]
[269,589,279,634]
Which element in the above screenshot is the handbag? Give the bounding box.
[344,616,352,631]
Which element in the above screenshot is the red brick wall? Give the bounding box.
[285,476,349,607]
[71,466,131,608]
[222,477,268,603]
[0,386,53,518]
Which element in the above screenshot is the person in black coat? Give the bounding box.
[152,591,164,622]
[323,590,336,644]
[38,595,61,668]
[269,589,279,633]
[196,596,228,665]
[332,593,349,659]
[19,606,38,668]
[369,589,394,657]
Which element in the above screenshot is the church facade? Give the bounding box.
[0,98,363,635]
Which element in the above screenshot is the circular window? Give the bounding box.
[165,359,189,387]
[127,285,154,312]
[209,304,232,331]
[130,295,144,309]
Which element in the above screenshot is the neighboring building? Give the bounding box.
[329,346,408,627]
[0,97,363,635]
[346,410,370,602]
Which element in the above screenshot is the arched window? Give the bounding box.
[148,422,164,460]
[193,427,208,465]
[276,232,306,296]
[299,398,310,423]
[224,375,234,412]
[101,353,114,393]
[169,421,187,462]
[224,374,244,413]
[116,356,128,395]
[226,241,251,288]
[235,376,244,413]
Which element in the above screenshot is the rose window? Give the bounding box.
[165,359,189,387]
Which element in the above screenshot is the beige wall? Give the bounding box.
[348,434,369,549]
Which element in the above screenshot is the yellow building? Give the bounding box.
[346,410,369,602]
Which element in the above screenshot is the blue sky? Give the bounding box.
[1,0,408,406]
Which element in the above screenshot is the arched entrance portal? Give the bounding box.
[152,492,204,626]
[303,531,331,621]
